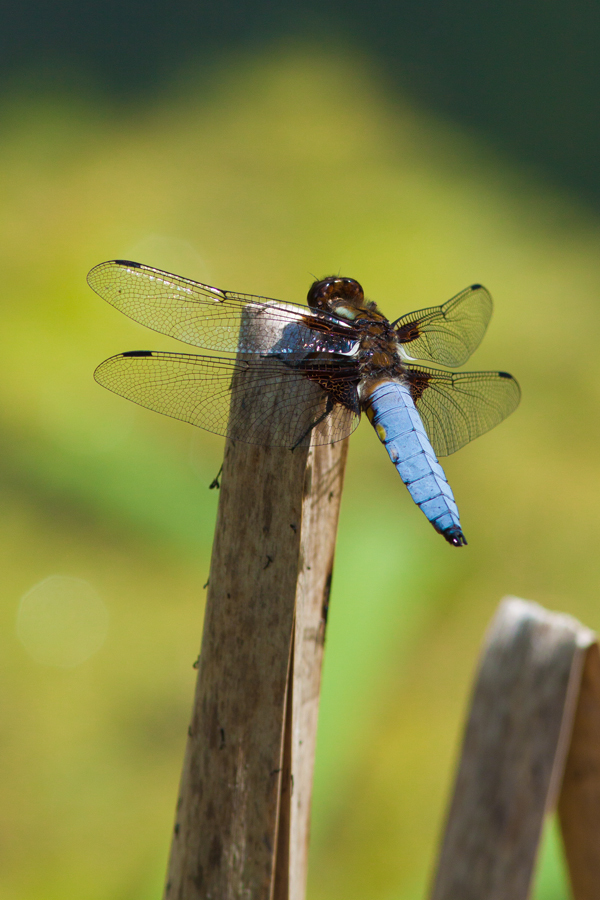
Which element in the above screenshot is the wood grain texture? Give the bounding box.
[163,431,348,900]
[285,440,348,900]
[430,597,594,900]
[559,642,600,899]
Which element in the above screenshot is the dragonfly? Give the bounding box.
[88,260,520,546]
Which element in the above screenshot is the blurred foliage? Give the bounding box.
[1,44,595,899]
[3,0,600,207]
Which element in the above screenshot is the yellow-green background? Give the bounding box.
[2,40,597,900]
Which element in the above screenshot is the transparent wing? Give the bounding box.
[404,366,520,457]
[394,284,493,367]
[94,351,360,448]
[88,260,360,356]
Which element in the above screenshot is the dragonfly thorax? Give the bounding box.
[358,327,405,385]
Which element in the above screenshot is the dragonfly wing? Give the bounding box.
[404,365,521,456]
[88,260,359,356]
[94,351,360,448]
[394,284,493,367]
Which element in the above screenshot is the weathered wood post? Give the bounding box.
[558,640,600,899]
[163,388,348,898]
[430,596,600,900]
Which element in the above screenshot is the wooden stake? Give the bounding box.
[429,597,595,900]
[559,642,600,899]
[163,432,348,900]
[284,439,348,900]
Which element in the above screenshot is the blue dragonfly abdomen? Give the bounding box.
[364,381,467,546]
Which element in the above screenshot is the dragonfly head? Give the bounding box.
[307,276,367,320]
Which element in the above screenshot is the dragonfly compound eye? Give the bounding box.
[307,276,365,310]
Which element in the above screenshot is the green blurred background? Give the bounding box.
[3,3,600,897]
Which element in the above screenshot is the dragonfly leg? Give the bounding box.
[209,463,224,490]
[291,396,334,451]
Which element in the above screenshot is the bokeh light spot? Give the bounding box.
[16,576,109,667]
